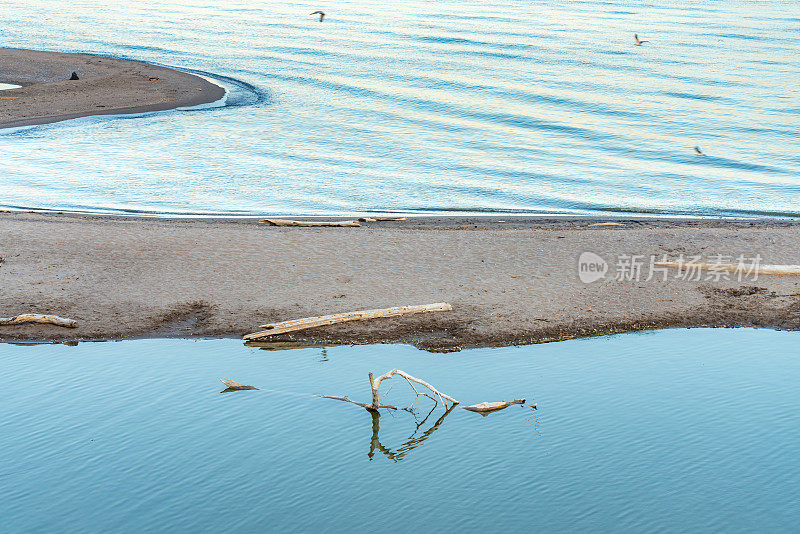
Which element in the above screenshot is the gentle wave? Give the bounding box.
[0,0,798,217]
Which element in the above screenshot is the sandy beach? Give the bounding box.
[1,212,798,350]
[0,48,224,128]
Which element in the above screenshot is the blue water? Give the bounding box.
[0,1,798,217]
[3,328,800,532]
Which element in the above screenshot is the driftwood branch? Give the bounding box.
[318,368,458,413]
[243,303,453,340]
[368,369,459,410]
[259,219,360,227]
[0,314,77,328]
[655,261,800,276]
[358,217,407,222]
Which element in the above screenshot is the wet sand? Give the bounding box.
[1,213,799,350]
[0,48,224,129]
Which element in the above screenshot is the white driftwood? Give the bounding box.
[655,262,800,276]
[219,378,259,390]
[358,217,408,222]
[259,219,360,227]
[0,314,77,328]
[368,369,459,410]
[243,303,452,340]
[463,399,526,414]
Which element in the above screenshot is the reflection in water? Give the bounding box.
[5,331,800,531]
[368,404,457,462]
[243,340,334,351]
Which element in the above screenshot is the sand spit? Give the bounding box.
[0,48,225,129]
[1,213,799,350]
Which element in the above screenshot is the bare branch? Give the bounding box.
[368,369,459,410]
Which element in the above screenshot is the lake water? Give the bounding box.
[0,0,798,217]
[3,328,800,532]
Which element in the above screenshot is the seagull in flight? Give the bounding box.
[634,34,649,46]
[694,146,707,156]
[311,11,325,21]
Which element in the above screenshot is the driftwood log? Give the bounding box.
[358,217,408,222]
[243,303,453,340]
[463,399,527,415]
[0,314,77,328]
[259,219,360,227]
[656,261,800,276]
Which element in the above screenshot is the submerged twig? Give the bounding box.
[317,395,398,410]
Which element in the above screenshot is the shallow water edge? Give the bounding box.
[4,330,800,532]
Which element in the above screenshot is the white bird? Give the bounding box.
[634,34,649,46]
[311,11,325,21]
[694,146,707,156]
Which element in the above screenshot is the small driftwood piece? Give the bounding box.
[243,303,453,340]
[358,217,408,222]
[463,398,526,415]
[259,219,360,227]
[0,314,77,328]
[219,378,259,391]
[655,262,800,277]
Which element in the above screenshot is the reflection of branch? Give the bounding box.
[367,404,457,462]
[368,411,398,461]
[411,400,439,431]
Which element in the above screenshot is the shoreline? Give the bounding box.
[0,48,225,129]
[1,212,799,350]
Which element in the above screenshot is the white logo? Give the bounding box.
[578,252,608,283]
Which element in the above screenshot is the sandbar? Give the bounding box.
[0,48,224,129]
[1,213,799,350]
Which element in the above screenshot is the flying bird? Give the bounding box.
[311,11,325,21]
[694,146,707,156]
[634,34,649,46]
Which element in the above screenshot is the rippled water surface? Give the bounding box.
[3,329,800,532]
[0,0,798,216]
